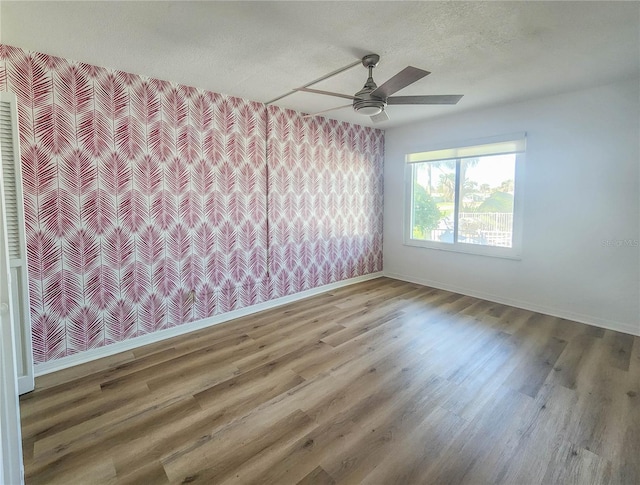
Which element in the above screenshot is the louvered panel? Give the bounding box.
[0,91,34,395]
[0,100,20,260]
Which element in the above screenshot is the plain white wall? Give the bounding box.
[383,78,640,336]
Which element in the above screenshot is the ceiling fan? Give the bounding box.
[296,54,463,123]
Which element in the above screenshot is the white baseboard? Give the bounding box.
[34,272,384,376]
[384,271,640,337]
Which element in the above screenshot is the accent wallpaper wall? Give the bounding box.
[0,44,384,364]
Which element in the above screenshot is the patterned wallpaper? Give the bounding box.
[0,44,384,364]
[268,106,383,295]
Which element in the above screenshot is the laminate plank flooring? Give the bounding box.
[20,277,640,484]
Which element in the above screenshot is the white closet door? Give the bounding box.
[0,91,34,395]
[0,131,25,484]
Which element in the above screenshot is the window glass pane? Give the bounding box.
[411,160,456,242]
[458,154,516,247]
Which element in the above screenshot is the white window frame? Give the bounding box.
[404,133,525,260]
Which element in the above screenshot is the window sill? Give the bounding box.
[403,238,522,261]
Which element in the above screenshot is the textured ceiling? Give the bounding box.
[1,1,639,128]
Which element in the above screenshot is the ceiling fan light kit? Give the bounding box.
[295,53,464,123]
[354,104,383,116]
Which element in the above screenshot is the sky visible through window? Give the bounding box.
[415,154,515,190]
[464,154,515,187]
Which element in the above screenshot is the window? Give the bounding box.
[405,134,525,259]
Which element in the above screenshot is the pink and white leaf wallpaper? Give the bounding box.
[267,106,384,296]
[0,44,384,364]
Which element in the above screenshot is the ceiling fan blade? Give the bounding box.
[387,94,464,105]
[266,58,361,105]
[303,104,352,119]
[294,87,359,101]
[370,111,390,123]
[370,66,430,99]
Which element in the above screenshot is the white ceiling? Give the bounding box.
[1,1,639,128]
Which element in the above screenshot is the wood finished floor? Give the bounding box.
[20,277,640,485]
